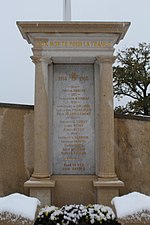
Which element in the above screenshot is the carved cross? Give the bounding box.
[63,0,71,21]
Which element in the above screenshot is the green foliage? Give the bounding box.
[113,43,150,115]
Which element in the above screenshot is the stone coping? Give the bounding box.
[118,220,150,225]
[0,217,33,225]
[0,103,34,110]
[115,113,150,121]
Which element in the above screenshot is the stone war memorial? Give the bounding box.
[17,18,130,207]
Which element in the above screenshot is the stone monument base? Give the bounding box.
[93,178,124,207]
[51,175,96,206]
[24,178,55,207]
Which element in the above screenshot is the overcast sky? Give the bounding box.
[0,0,150,105]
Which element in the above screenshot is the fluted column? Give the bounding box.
[31,56,52,179]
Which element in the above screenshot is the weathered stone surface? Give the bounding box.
[0,104,34,196]
[114,115,150,196]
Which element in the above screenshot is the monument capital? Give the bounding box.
[96,55,116,64]
[31,56,52,65]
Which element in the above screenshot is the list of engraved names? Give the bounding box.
[53,64,95,174]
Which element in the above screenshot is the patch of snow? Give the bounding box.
[0,193,41,220]
[112,192,150,219]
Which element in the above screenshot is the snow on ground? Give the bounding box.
[0,193,41,221]
[112,192,150,220]
[1,192,150,223]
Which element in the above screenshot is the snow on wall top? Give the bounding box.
[0,193,41,220]
[112,192,150,219]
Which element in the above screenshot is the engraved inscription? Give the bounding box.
[35,40,111,48]
[53,64,95,175]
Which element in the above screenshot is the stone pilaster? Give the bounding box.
[96,56,116,178]
[93,56,124,206]
[24,56,55,206]
[31,56,50,178]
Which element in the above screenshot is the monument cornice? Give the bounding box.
[17,21,130,44]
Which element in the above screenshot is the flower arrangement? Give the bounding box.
[82,204,120,225]
[34,204,120,225]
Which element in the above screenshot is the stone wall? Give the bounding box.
[0,104,34,196]
[115,114,150,195]
[0,103,150,199]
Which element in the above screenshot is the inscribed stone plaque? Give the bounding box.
[53,64,95,174]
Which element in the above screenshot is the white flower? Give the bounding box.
[36,203,116,225]
[50,215,55,220]
[90,218,95,224]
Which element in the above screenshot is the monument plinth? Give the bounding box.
[17,21,130,206]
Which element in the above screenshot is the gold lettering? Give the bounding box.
[62,41,66,47]
[70,72,78,81]
[48,40,111,48]
[86,41,90,47]
[58,75,67,81]
[55,41,60,47]
[35,40,48,47]
[78,42,83,47]
[50,41,54,47]
[93,42,97,47]
[101,41,106,47]
[97,42,101,47]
